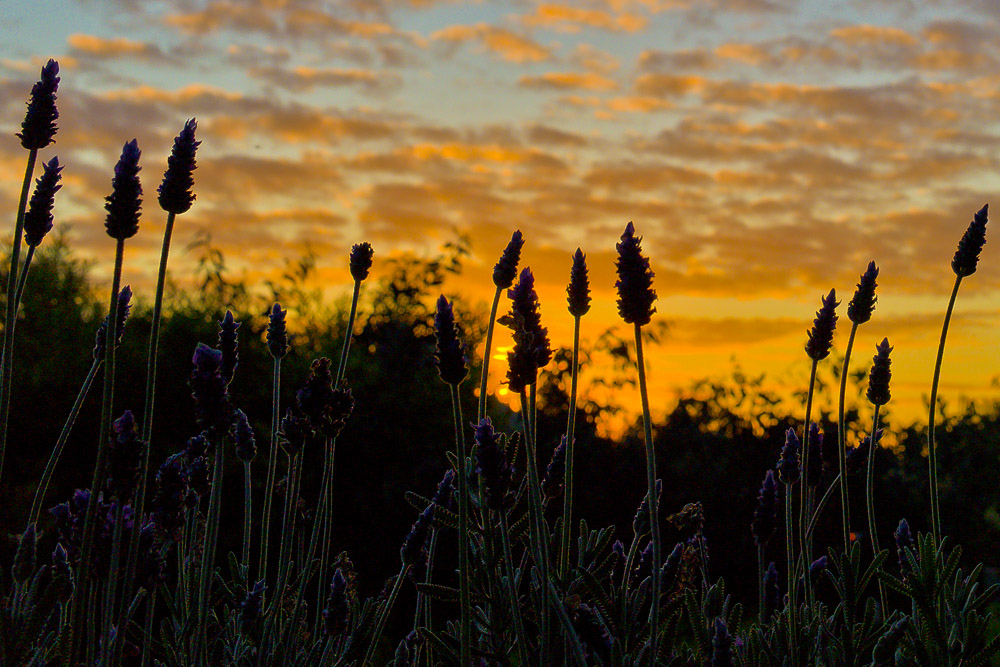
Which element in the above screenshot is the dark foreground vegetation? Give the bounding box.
[2,59,999,667]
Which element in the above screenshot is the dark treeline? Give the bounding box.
[2,232,998,624]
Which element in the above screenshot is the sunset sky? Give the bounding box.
[2,0,999,431]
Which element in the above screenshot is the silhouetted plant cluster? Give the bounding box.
[2,58,1000,667]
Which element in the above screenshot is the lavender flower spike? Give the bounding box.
[233,409,257,463]
[434,295,468,386]
[473,418,513,510]
[805,289,839,361]
[350,242,374,282]
[266,303,288,359]
[711,618,734,667]
[18,59,60,150]
[567,248,591,317]
[158,118,199,215]
[847,261,879,325]
[541,435,567,499]
[952,204,989,277]
[104,139,142,241]
[400,503,435,566]
[751,469,778,547]
[24,156,63,247]
[500,267,551,392]
[615,222,657,326]
[493,230,524,289]
[866,338,893,406]
[93,285,133,361]
[218,310,240,386]
[105,410,142,503]
[777,428,801,486]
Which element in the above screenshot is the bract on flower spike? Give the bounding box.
[158,118,199,215]
[615,222,657,326]
[104,139,142,241]
[805,289,839,361]
[18,59,60,150]
[567,248,591,317]
[434,295,467,386]
[92,285,133,361]
[866,338,893,406]
[106,410,142,504]
[24,156,62,247]
[751,469,778,547]
[777,428,801,485]
[218,310,240,386]
[266,303,288,359]
[350,242,374,282]
[847,261,879,325]
[952,204,989,277]
[233,409,257,462]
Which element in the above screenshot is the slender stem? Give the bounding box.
[275,452,303,602]
[141,589,155,667]
[799,360,818,606]
[336,280,360,384]
[196,436,226,666]
[519,387,549,664]
[478,287,503,421]
[258,358,282,579]
[12,244,34,314]
[546,579,589,667]
[633,323,661,654]
[243,460,252,567]
[317,439,338,623]
[499,511,531,666]
[758,545,766,625]
[362,565,409,666]
[101,504,126,665]
[928,275,962,542]
[0,148,37,484]
[784,483,798,662]
[865,405,887,612]
[449,386,472,666]
[28,359,100,525]
[414,527,438,632]
[837,323,859,553]
[74,238,124,663]
[560,316,581,580]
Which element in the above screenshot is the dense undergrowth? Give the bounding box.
[2,58,999,667]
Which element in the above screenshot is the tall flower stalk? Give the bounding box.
[433,295,471,665]
[259,303,288,580]
[615,222,661,657]
[837,261,878,554]
[0,59,59,483]
[560,248,590,579]
[751,470,778,624]
[14,156,62,311]
[777,428,800,660]
[479,230,523,422]
[928,204,988,541]
[865,338,892,611]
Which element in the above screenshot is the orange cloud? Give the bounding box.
[523,4,648,33]
[829,24,917,46]
[714,42,771,65]
[520,71,619,92]
[432,24,552,63]
[248,65,402,93]
[67,34,164,60]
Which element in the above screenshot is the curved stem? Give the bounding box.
[28,359,100,525]
[258,358,282,580]
[196,436,226,665]
[478,287,503,422]
[141,589,155,667]
[928,275,962,542]
[799,360,817,607]
[633,323,661,654]
[784,483,798,662]
[758,545,766,625]
[837,322,859,553]
[865,405,887,612]
[559,316,581,579]
[499,511,531,666]
[0,148,38,483]
[12,244,34,314]
[362,565,409,666]
[243,460,252,567]
[450,385,472,666]
[335,280,360,385]
[519,387,549,664]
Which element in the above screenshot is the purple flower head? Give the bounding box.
[349,241,374,282]
[279,408,308,456]
[239,579,266,626]
[751,469,778,548]
[806,426,824,487]
[51,543,74,602]
[183,443,211,508]
[571,602,612,662]
[661,541,685,590]
[873,616,909,666]
[499,267,551,392]
[542,435,567,499]
[895,518,914,573]
[952,203,989,277]
[24,156,63,246]
[105,410,143,503]
[233,409,257,462]
[615,222,657,326]
[711,618,734,667]
[93,285,133,361]
[567,248,591,317]
[150,452,188,538]
[777,428,801,486]
[190,343,231,432]
[135,522,170,590]
[12,523,36,584]
[400,503,435,567]
[632,478,662,537]
[808,555,829,585]
[434,295,468,386]
[266,303,288,359]
[805,289,839,361]
[323,567,351,636]
[432,468,456,509]
[492,229,524,289]
[847,260,879,325]
[473,418,513,510]
[218,311,240,386]
[866,338,893,406]
[297,357,336,426]
[846,429,882,475]
[18,59,59,150]
[763,561,781,620]
[158,118,199,215]
[104,139,142,241]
